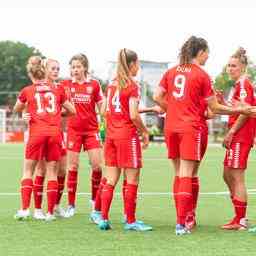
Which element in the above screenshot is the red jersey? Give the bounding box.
[159,64,214,133]
[227,77,255,144]
[61,78,103,135]
[105,80,140,139]
[18,81,67,136]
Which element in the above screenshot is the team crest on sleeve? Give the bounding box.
[240,88,247,99]
[86,86,93,94]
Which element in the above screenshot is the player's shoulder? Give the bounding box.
[59,79,72,87]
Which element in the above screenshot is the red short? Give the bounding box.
[165,130,208,161]
[104,136,142,169]
[25,134,62,161]
[224,142,252,170]
[67,130,101,152]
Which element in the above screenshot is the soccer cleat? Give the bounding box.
[124,221,153,231]
[185,213,197,230]
[64,205,76,218]
[45,213,57,222]
[98,219,112,230]
[33,209,46,220]
[175,224,191,235]
[221,217,248,230]
[54,206,66,218]
[14,209,30,220]
[90,210,102,225]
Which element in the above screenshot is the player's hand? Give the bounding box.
[22,113,31,122]
[215,89,225,104]
[151,105,165,114]
[141,131,149,149]
[223,130,234,149]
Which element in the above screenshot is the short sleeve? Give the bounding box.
[159,71,168,92]
[18,88,27,104]
[93,80,103,103]
[202,74,214,99]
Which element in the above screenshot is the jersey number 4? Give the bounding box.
[173,74,186,98]
[35,92,56,114]
[106,90,121,113]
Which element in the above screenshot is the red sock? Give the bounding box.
[47,180,58,214]
[122,179,127,216]
[177,177,192,225]
[173,176,179,219]
[67,169,78,206]
[21,178,33,210]
[94,177,107,211]
[101,183,114,220]
[124,183,138,224]
[33,176,44,209]
[91,168,102,201]
[56,176,65,205]
[192,177,199,214]
[233,198,247,222]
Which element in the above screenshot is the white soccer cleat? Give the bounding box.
[33,209,46,220]
[64,205,76,218]
[45,213,57,222]
[54,205,66,218]
[14,209,30,220]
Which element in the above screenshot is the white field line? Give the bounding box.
[2,190,256,196]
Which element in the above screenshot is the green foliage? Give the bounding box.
[0,40,43,104]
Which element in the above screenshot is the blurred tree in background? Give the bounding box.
[0,41,43,105]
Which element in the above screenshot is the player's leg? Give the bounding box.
[99,166,121,230]
[33,160,46,220]
[85,133,102,210]
[98,138,119,230]
[65,131,82,217]
[222,143,251,230]
[15,159,37,220]
[54,154,67,217]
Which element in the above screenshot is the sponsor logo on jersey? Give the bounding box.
[71,87,75,93]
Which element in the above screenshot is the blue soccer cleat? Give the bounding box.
[98,219,112,230]
[124,221,153,231]
[90,210,102,225]
[175,224,191,236]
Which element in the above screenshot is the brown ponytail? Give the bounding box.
[179,36,208,65]
[116,48,138,89]
[232,47,248,67]
[26,56,45,80]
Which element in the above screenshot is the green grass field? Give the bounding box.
[1,143,256,256]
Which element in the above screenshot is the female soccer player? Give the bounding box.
[153,36,256,235]
[31,58,68,220]
[14,58,76,221]
[62,54,104,218]
[97,48,152,231]
[221,48,255,230]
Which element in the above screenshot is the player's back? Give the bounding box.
[160,64,214,133]
[19,81,65,136]
[105,80,139,139]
